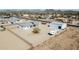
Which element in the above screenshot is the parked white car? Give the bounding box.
[48,30,59,35]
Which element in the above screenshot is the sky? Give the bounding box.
[0,0,79,9]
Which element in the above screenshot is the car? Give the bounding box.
[48,32,53,35]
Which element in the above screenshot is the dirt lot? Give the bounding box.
[0,30,31,50]
[33,27,79,50]
[6,24,52,47]
[1,24,79,50]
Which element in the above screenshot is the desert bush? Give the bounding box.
[32,27,40,34]
[0,25,6,31]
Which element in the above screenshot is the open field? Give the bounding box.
[0,30,31,50]
[33,27,79,50]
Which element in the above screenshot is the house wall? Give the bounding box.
[18,25,31,30]
[62,23,67,29]
[49,23,62,29]
[49,22,67,30]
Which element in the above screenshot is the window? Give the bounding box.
[58,26,61,29]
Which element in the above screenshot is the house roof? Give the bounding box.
[50,22,66,25]
[18,22,33,27]
[8,17,20,22]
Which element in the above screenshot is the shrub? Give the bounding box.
[32,27,40,34]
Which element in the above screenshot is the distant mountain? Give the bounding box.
[0,9,79,13]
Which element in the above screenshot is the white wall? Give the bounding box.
[62,23,67,29]
[49,22,67,30]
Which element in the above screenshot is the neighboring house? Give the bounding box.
[30,21,39,26]
[17,21,39,30]
[17,22,33,30]
[26,20,39,26]
[8,17,20,24]
[0,17,9,24]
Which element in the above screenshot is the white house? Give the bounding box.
[0,17,9,24]
[48,22,67,35]
[26,20,39,26]
[17,21,39,30]
[8,17,20,24]
[17,22,33,30]
[48,22,67,30]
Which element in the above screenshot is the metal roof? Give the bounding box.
[9,17,20,22]
[18,22,33,27]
